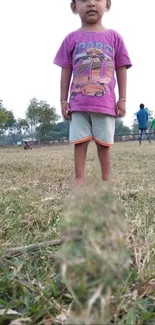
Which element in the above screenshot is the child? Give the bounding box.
[137,104,151,145]
[24,141,32,150]
[54,0,132,185]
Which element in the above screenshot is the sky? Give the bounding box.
[0,0,154,126]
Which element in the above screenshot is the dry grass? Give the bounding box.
[0,142,155,324]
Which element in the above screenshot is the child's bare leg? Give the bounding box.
[96,143,111,181]
[74,141,89,186]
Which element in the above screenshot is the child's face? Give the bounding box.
[72,0,107,25]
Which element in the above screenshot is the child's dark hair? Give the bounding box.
[71,0,111,10]
[140,103,145,109]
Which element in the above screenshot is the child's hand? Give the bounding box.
[116,100,126,118]
[61,101,71,120]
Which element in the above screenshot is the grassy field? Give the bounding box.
[0,142,155,324]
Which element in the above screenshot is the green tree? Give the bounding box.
[5,111,17,144]
[55,121,69,132]
[146,108,153,129]
[115,119,131,136]
[0,100,8,133]
[26,98,40,135]
[131,113,139,134]
[0,101,16,137]
[0,109,8,133]
[55,121,69,139]
[5,110,16,130]
[0,99,3,109]
[36,100,59,142]
[26,98,59,141]
[16,118,29,135]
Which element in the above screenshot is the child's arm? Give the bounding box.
[61,67,72,120]
[116,66,127,117]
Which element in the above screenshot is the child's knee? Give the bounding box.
[96,142,111,151]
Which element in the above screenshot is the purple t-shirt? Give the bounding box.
[54,29,132,116]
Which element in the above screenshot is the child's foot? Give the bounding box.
[74,178,85,187]
[102,174,109,181]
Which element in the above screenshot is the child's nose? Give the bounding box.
[87,0,96,7]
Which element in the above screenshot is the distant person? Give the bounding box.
[53,0,132,185]
[150,116,155,140]
[24,141,32,150]
[137,104,151,145]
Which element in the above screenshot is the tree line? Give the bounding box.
[0,98,69,145]
[0,98,154,145]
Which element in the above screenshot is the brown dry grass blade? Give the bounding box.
[139,281,155,297]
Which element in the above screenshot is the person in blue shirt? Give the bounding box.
[137,104,151,145]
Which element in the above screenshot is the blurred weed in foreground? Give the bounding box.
[58,179,130,324]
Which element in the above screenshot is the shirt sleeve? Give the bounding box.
[53,35,72,69]
[114,32,132,69]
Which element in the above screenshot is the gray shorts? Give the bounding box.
[69,112,115,146]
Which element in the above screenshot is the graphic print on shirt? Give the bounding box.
[71,42,114,99]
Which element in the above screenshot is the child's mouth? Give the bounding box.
[87,10,97,15]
